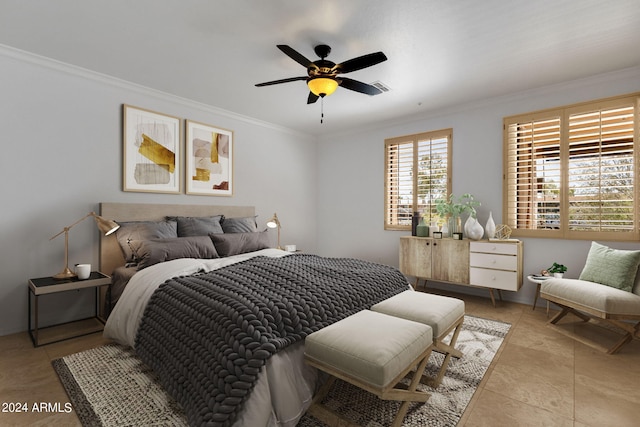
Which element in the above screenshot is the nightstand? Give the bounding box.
[28,271,111,347]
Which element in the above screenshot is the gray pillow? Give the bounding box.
[166,215,224,237]
[209,231,270,257]
[221,216,258,233]
[129,236,219,270]
[579,242,640,292]
[115,220,178,263]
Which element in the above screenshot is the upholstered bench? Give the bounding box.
[371,290,465,387]
[304,310,434,427]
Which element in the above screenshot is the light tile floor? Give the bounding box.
[1,291,638,426]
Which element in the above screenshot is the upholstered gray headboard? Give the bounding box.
[99,202,255,276]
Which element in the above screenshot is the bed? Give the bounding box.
[99,202,410,427]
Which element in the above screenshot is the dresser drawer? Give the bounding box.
[469,252,517,271]
[470,241,518,256]
[470,267,520,291]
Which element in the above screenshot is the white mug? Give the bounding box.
[76,264,91,280]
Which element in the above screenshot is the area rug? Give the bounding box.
[52,315,510,427]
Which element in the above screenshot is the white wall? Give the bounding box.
[316,66,640,305]
[0,46,317,336]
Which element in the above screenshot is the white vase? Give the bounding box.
[485,211,496,239]
[465,216,484,240]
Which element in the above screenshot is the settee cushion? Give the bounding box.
[541,278,640,316]
[578,242,640,293]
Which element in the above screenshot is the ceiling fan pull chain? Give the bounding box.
[321,97,324,124]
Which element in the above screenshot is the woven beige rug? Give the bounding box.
[53,315,510,426]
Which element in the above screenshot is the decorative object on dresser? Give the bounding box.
[122,105,181,194]
[435,193,480,238]
[266,212,282,249]
[485,211,496,239]
[185,120,233,196]
[399,237,523,307]
[50,212,119,279]
[493,223,513,240]
[464,215,484,240]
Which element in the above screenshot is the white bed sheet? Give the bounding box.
[103,248,317,427]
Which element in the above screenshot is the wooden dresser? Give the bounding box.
[399,236,523,306]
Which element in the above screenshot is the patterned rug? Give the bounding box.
[52,315,510,427]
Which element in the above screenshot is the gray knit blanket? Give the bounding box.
[134,254,409,427]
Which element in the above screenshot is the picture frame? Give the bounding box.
[433,231,443,239]
[452,232,463,240]
[122,105,181,194]
[185,120,233,196]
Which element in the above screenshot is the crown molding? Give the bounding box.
[0,43,313,140]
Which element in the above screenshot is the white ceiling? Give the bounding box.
[1,0,639,136]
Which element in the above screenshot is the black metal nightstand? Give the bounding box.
[28,271,111,347]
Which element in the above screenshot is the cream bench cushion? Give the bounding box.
[305,310,433,388]
[541,278,640,316]
[371,290,464,338]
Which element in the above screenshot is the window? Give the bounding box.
[504,93,639,240]
[385,129,452,230]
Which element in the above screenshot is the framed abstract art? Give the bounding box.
[122,105,182,194]
[185,120,233,196]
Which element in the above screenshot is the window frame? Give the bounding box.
[503,93,640,241]
[384,129,452,230]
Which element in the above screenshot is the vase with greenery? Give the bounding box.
[435,193,481,235]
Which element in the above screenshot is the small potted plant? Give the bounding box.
[548,262,567,278]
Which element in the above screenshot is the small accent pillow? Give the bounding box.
[209,231,270,257]
[115,220,178,264]
[221,216,258,233]
[579,242,640,292]
[129,236,219,270]
[166,215,224,237]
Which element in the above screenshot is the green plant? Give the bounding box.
[435,193,481,218]
[548,262,567,274]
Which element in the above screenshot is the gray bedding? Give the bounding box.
[134,254,409,427]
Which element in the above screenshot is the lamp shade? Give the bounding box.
[93,214,120,235]
[307,77,339,97]
[266,213,280,228]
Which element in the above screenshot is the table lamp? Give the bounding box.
[50,212,120,279]
[266,213,282,250]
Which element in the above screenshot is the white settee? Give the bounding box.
[540,242,640,354]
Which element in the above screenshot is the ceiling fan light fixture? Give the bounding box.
[307,77,338,97]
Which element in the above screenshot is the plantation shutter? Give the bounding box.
[505,114,561,233]
[385,129,451,229]
[504,93,639,240]
[566,101,636,233]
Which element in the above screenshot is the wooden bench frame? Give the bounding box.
[541,292,640,354]
[424,313,464,387]
[305,345,434,427]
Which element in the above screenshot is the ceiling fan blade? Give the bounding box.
[277,45,319,70]
[339,77,383,95]
[335,52,387,74]
[255,76,307,87]
[307,92,319,104]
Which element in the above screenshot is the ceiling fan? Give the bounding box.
[255,44,388,104]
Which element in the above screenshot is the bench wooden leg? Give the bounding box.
[546,303,640,354]
[306,346,434,427]
[422,317,464,388]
